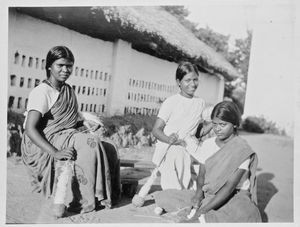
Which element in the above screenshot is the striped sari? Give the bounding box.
[21,82,119,212]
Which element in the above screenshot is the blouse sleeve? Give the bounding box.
[26,87,49,115]
[157,98,173,123]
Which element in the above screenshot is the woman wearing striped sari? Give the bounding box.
[21,46,120,218]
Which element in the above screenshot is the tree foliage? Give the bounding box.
[163,5,252,112]
[161,6,198,32]
[227,30,252,82]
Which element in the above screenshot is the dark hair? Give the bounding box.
[175,62,199,81]
[45,46,75,78]
[211,101,241,132]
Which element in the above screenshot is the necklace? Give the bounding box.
[46,79,63,91]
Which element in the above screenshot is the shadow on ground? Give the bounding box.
[256,171,278,222]
[114,183,162,208]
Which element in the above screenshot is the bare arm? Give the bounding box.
[199,168,246,214]
[152,118,185,145]
[25,110,74,160]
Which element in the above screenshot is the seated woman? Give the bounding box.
[21,46,120,218]
[186,101,262,222]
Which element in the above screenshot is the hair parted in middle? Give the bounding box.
[211,101,242,132]
[45,46,75,78]
[175,61,199,81]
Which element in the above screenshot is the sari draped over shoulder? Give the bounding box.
[21,82,117,209]
[201,136,261,222]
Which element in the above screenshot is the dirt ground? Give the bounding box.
[6,133,294,223]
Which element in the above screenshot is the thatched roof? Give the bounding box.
[15,6,240,81]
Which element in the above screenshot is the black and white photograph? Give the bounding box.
[1,0,299,225]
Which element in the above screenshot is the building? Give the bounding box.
[8,6,239,116]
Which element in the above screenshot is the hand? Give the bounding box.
[175,139,186,147]
[168,133,179,144]
[168,133,187,147]
[191,190,204,209]
[83,120,101,132]
[52,147,76,161]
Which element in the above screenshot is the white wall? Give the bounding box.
[110,44,224,116]
[126,47,179,115]
[8,9,225,117]
[8,9,113,114]
[244,2,295,136]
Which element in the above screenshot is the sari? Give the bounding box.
[201,136,262,222]
[21,82,120,212]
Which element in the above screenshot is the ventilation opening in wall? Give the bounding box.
[41,59,45,70]
[90,70,94,79]
[21,55,26,67]
[35,79,40,87]
[8,96,14,108]
[14,51,20,64]
[27,78,32,88]
[17,97,22,109]
[28,57,33,67]
[75,67,78,76]
[20,77,24,87]
[36,58,39,69]
[25,98,28,109]
[10,75,17,86]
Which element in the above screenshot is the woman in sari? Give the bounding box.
[186,101,262,222]
[152,62,212,191]
[21,46,120,218]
